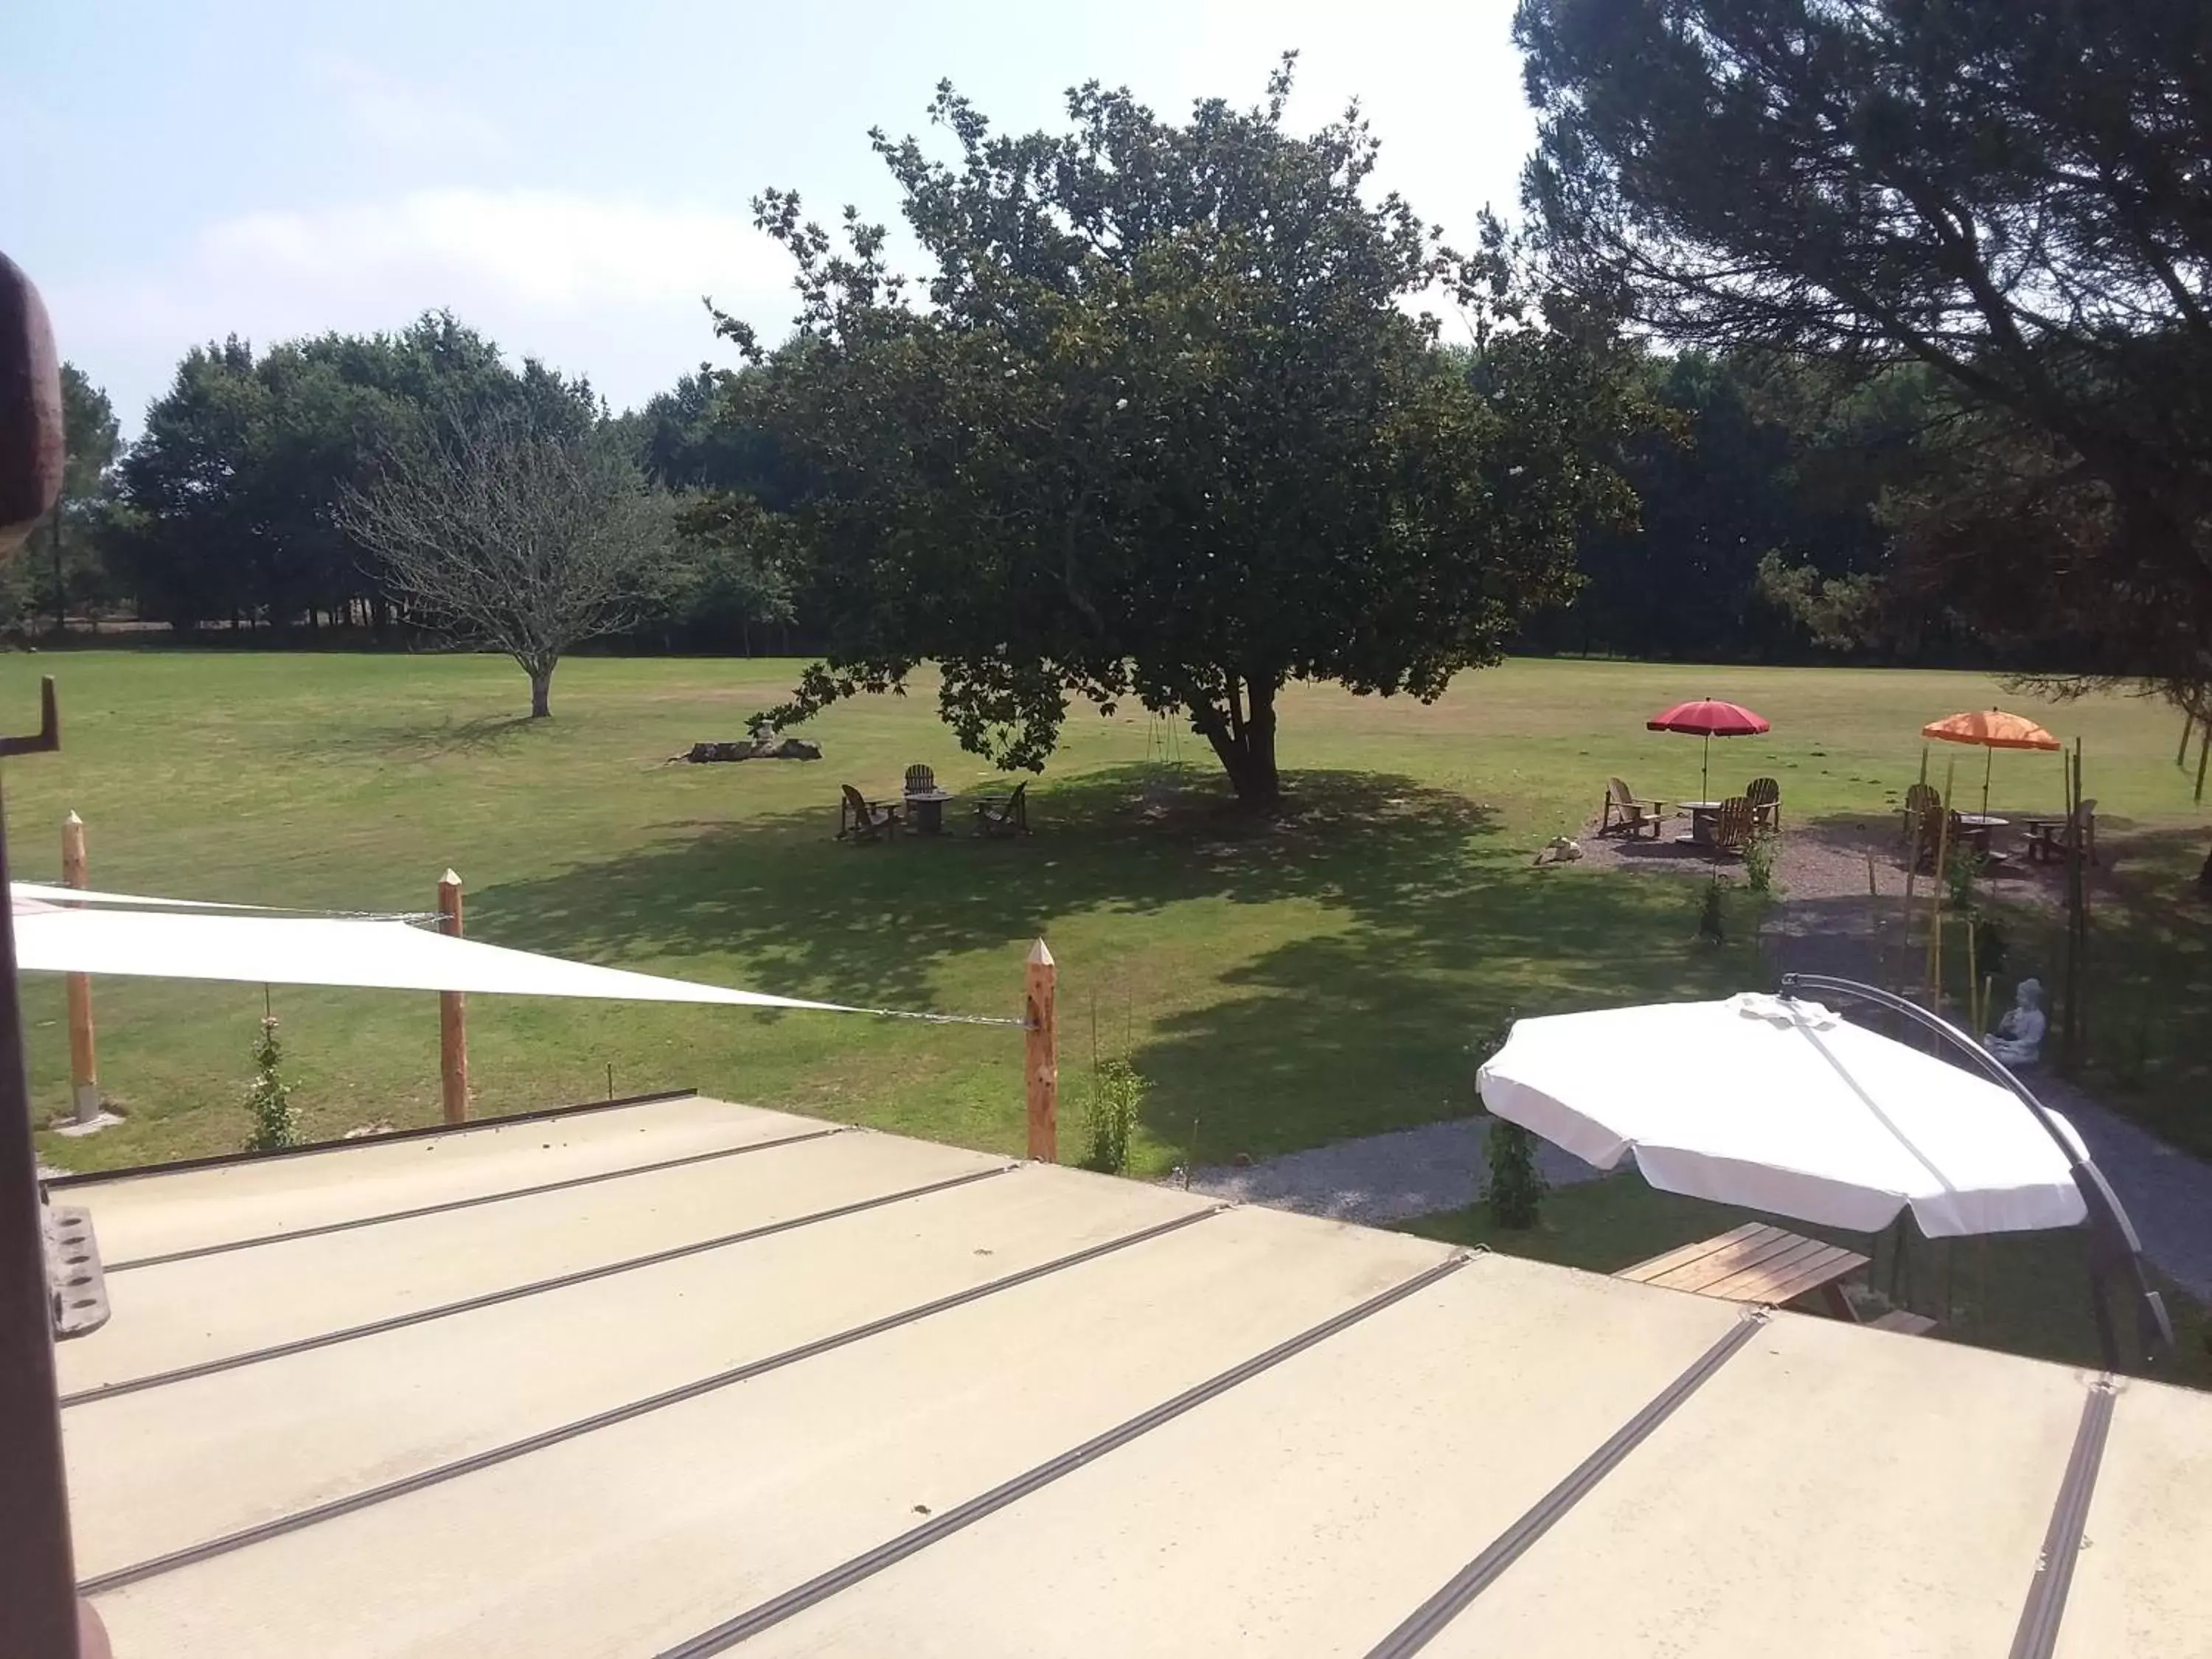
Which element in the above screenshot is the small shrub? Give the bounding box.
[1080,1055,1146,1175]
[1481,1119,1547,1229]
[243,1015,300,1152]
[1944,844,1983,910]
[1742,830,1778,894]
[1696,877,1727,944]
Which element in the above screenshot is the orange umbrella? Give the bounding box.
[1921,709,2062,815]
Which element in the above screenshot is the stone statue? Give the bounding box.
[1984,978,2048,1067]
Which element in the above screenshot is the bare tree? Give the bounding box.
[344,408,662,717]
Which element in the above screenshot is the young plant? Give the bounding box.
[1697,876,1727,944]
[243,1013,300,1152]
[1741,830,1779,895]
[1481,1119,1547,1229]
[1081,1055,1147,1175]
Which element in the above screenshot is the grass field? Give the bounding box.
[5,650,2208,1182]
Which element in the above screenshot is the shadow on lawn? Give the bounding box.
[480,765,1506,1010]
[479,763,1768,1162]
[335,712,544,760]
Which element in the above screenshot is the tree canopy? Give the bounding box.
[723,61,1647,803]
[1516,0,2212,696]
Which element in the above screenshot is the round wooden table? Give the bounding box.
[902,789,955,835]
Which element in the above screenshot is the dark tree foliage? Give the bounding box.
[723,60,1647,804]
[115,314,596,632]
[1516,0,2212,699]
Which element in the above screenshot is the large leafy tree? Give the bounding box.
[1515,0,2212,696]
[723,61,1644,804]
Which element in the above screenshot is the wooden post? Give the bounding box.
[437,870,469,1124]
[1024,939,1057,1163]
[59,812,97,1126]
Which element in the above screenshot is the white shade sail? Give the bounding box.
[11,905,849,1012]
[11,881,276,912]
[1478,994,2089,1237]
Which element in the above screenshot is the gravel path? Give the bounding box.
[1186,1117,1605,1225]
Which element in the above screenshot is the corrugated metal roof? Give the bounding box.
[57,1095,2212,1658]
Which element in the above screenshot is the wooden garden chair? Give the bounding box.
[974,781,1030,838]
[903,763,936,796]
[1708,795,1756,855]
[1599,777,1667,839]
[2025,799,2098,866]
[838,784,900,844]
[1745,776,1781,830]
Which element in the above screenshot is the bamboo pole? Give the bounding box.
[59,812,97,1126]
[1924,759,1955,1012]
[2061,745,2086,1071]
[1024,939,1058,1162]
[437,871,470,1124]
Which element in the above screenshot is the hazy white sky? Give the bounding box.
[3,0,1536,432]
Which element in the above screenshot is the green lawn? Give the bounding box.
[4,650,2206,1180]
[1404,1178,2212,1389]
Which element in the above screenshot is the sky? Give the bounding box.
[2,0,1538,435]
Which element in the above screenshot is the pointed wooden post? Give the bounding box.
[60,812,97,1126]
[437,870,469,1124]
[1024,939,1057,1162]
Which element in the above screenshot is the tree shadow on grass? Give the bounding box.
[476,765,1506,1012]
[334,712,543,761]
[479,763,1768,1164]
[1126,877,1767,1165]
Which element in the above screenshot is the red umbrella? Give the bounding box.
[1646,698,1772,803]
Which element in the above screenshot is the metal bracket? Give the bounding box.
[41,1199,107,1340]
[0,675,59,757]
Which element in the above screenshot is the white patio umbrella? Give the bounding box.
[1477,993,2090,1237]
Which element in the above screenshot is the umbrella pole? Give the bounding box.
[1981,745,1992,818]
[1702,733,1711,804]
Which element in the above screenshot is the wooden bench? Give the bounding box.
[1867,1309,1937,1335]
[1618,1222,1870,1321]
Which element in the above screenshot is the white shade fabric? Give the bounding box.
[1478,994,2089,1237]
[12,881,277,911]
[12,905,848,1012]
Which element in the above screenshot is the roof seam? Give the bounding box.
[653,1248,1476,1658]
[1360,1307,1770,1659]
[2006,1377,2116,1659]
[63,1163,1020,1407]
[78,1201,1228,1598]
[102,1124,846,1272]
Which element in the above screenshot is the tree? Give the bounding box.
[341,405,665,717]
[115,314,571,633]
[1515,0,2212,697]
[723,60,1644,804]
[25,365,121,631]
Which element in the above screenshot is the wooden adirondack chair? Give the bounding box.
[1745,776,1781,830]
[974,781,1030,838]
[838,785,900,844]
[903,764,936,796]
[2025,798,2098,866]
[1600,777,1667,838]
[1709,796,1757,854]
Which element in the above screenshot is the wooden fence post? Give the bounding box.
[60,811,97,1126]
[1024,939,1057,1162]
[438,870,470,1124]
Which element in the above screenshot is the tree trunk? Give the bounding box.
[1193,676,1282,806]
[528,666,554,719]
